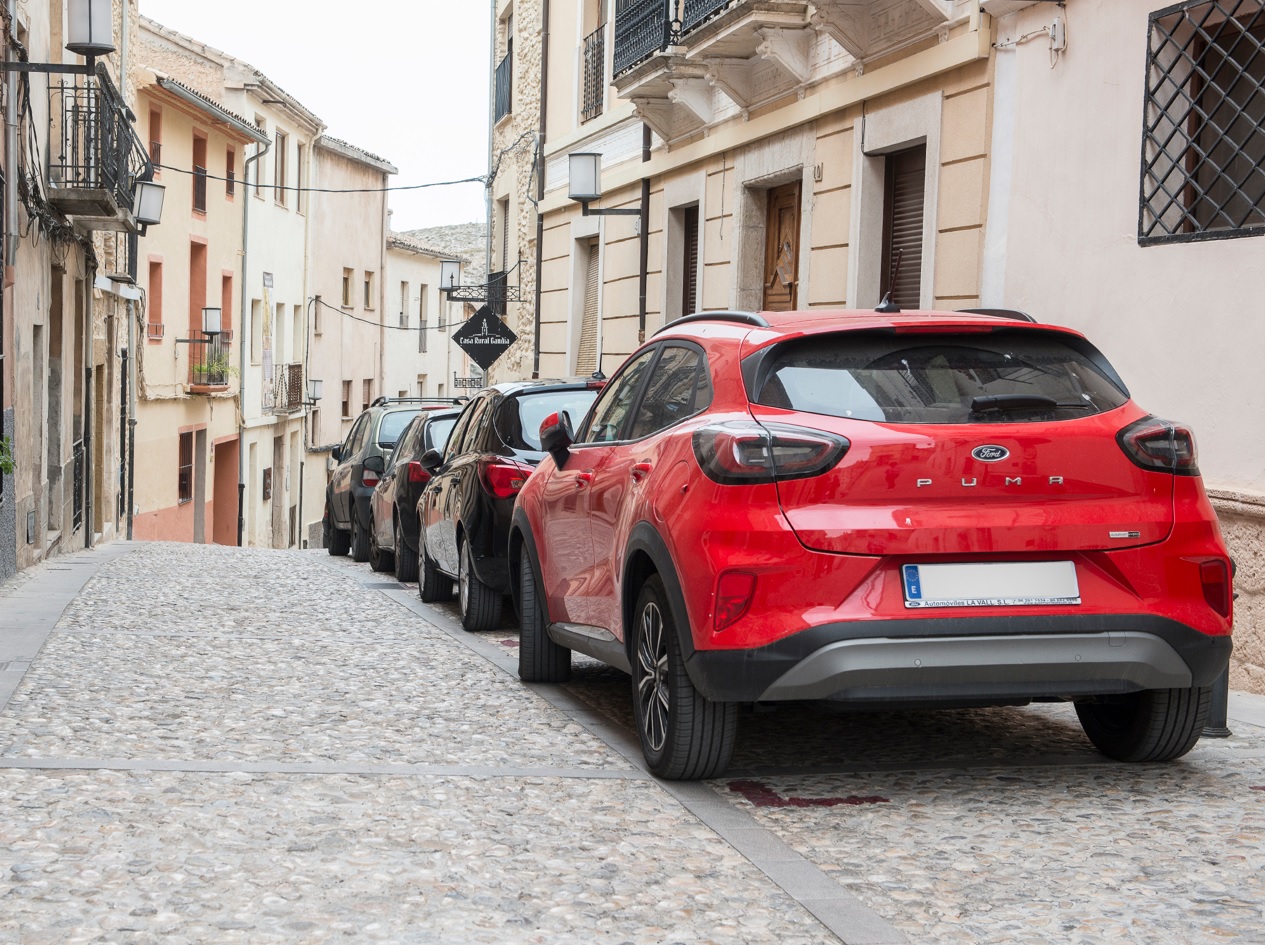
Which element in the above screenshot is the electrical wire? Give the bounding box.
[157,163,485,195]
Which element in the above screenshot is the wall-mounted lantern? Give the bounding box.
[568,151,640,217]
[133,180,166,227]
[66,0,117,58]
[305,378,324,406]
[439,259,461,295]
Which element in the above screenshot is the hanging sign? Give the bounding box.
[452,304,518,371]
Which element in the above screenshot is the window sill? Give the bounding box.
[192,209,207,219]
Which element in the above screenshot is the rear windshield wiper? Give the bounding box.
[970,394,1091,413]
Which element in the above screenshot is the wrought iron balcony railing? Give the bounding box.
[583,23,607,122]
[272,363,306,413]
[48,66,152,230]
[680,0,732,34]
[614,0,675,77]
[189,335,233,389]
[494,49,513,122]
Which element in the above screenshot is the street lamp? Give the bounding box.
[1,0,114,73]
[304,378,324,407]
[439,259,461,296]
[201,307,222,336]
[133,180,166,227]
[568,152,640,217]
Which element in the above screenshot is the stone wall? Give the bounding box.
[0,409,15,583]
[1211,494,1265,695]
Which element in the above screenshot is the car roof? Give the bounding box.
[483,377,604,397]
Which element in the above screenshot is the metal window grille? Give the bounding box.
[146,322,165,340]
[177,432,193,504]
[495,48,513,121]
[72,439,85,529]
[193,165,208,212]
[583,23,607,123]
[1141,0,1265,243]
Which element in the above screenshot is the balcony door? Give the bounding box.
[762,181,800,311]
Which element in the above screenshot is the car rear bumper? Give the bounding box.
[683,613,1232,704]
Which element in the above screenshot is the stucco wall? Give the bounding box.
[0,409,15,582]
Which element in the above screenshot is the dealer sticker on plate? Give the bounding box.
[902,561,1080,609]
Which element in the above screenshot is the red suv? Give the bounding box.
[509,309,1233,780]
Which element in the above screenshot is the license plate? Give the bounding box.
[902,561,1080,609]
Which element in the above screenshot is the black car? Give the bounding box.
[325,397,455,561]
[417,379,603,630]
[368,406,461,580]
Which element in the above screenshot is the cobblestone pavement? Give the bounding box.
[0,542,1263,945]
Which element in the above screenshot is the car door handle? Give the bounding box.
[575,471,595,488]
[631,462,653,483]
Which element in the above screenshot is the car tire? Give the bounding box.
[517,551,570,683]
[1075,685,1212,763]
[325,503,350,557]
[351,509,371,563]
[368,515,394,573]
[459,540,502,632]
[394,512,419,583]
[631,575,737,780]
[418,527,453,603]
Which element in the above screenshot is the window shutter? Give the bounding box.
[882,146,926,310]
[682,206,699,317]
[576,240,600,376]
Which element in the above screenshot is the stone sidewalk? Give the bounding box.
[0,541,1261,944]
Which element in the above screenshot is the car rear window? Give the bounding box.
[752,331,1129,424]
[377,410,418,446]
[501,389,601,451]
[425,416,459,453]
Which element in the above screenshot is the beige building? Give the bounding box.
[384,233,467,403]
[132,73,268,545]
[2,0,151,580]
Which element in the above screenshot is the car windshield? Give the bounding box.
[377,410,418,446]
[753,331,1129,424]
[426,416,459,453]
[502,389,601,451]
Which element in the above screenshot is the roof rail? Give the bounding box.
[654,311,771,335]
[956,308,1037,323]
[370,396,465,407]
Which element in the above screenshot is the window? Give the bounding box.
[148,108,162,175]
[880,146,925,309]
[251,299,263,364]
[314,294,323,335]
[1141,1,1265,242]
[418,285,428,352]
[400,281,409,328]
[342,268,354,307]
[576,238,600,375]
[226,148,236,197]
[274,130,288,206]
[628,345,709,440]
[253,116,266,198]
[221,275,233,337]
[682,206,699,317]
[192,135,208,213]
[499,198,511,270]
[178,432,193,503]
[363,379,373,410]
[148,261,164,340]
[296,144,307,213]
[495,16,513,121]
[581,1,606,123]
[364,271,375,309]
[341,380,352,418]
[579,348,656,443]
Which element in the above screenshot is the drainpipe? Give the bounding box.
[84,263,95,549]
[126,296,135,538]
[532,0,550,379]
[486,0,496,286]
[638,124,651,343]
[237,140,271,547]
[5,0,18,269]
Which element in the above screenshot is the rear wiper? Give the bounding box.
[970,394,1091,412]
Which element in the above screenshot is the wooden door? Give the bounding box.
[763,182,801,311]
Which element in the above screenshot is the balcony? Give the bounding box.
[188,335,233,393]
[48,66,152,232]
[611,0,958,142]
[271,363,306,414]
[494,49,513,123]
[582,23,607,123]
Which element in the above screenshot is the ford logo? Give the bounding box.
[972,445,1010,462]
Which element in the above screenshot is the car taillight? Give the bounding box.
[1200,559,1232,618]
[362,469,380,488]
[407,461,431,485]
[715,571,757,631]
[480,459,533,499]
[692,422,848,484]
[1117,416,1200,476]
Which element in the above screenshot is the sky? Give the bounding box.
[137,0,492,231]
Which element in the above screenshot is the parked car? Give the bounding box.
[417,379,604,631]
[368,406,462,580]
[509,309,1234,780]
[325,397,455,561]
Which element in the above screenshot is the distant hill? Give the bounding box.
[406,222,487,287]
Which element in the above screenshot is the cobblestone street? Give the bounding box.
[0,542,1262,944]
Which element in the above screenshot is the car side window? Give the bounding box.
[388,418,421,471]
[578,348,657,443]
[344,415,368,459]
[444,397,483,460]
[627,345,709,440]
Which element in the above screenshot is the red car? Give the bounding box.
[509,309,1233,780]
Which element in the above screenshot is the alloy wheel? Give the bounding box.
[459,544,470,616]
[635,601,670,753]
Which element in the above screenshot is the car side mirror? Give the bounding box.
[331,446,343,462]
[419,448,444,472]
[540,411,575,468]
[363,455,385,474]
